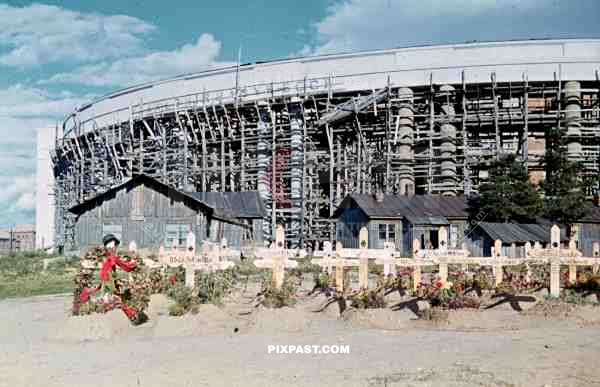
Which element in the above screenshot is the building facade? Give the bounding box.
[68,174,264,253]
[0,224,36,255]
[334,194,469,255]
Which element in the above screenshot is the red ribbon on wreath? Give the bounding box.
[79,252,140,320]
[99,252,138,282]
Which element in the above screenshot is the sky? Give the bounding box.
[1,0,599,228]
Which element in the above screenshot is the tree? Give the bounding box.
[540,127,590,226]
[475,154,542,223]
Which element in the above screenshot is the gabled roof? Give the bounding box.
[333,194,469,220]
[188,191,266,219]
[67,175,263,226]
[68,174,218,217]
[477,222,568,244]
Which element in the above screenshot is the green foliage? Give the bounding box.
[561,289,588,305]
[0,252,78,299]
[196,269,236,305]
[471,268,494,291]
[540,127,590,225]
[259,273,299,308]
[166,282,199,315]
[379,270,413,295]
[368,261,383,276]
[475,154,542,222]
[290,257,321,276]
[312,271,334,294]
[234,258,264,277]
[349,287,386,309]
[168,303,187,316]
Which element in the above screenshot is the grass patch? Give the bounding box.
[0,252,78,299]
[0,271,74,298]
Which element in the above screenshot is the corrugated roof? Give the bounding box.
[188,191,266,219]
[333,194,469,220]
[477,222,568,243]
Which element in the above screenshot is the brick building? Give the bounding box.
[0,224,36,254]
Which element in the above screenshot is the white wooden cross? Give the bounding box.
[311,241,335,274]
[311,228,369,292]
[374,242,400,277]
[158,232,238,287]
[253,225,300,289]
[525,225,565,297]
[312,227,400,292]
[413,226,472,286]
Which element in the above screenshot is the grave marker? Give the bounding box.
[253,225,301,289]
[158,232,238,288]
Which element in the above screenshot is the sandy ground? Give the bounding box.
[1,288,600,387]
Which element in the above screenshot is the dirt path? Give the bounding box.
[1,294,599,387]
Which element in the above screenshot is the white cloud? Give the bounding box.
[302,0,592,55]
[0,174,36,227]
[0,84,83,226]
[16,191,35,211]
[0,3,155,67]
[0,84,86,117]
[0,175,34,206]
[45,34,233,87]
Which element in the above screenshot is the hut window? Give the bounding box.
[449,224,459,248]
[166,224,189,247]
[378,224,395,241]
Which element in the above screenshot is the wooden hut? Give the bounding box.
[68,174,265,252]
[333,193,469,255]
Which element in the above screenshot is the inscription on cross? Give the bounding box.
[158,232,238,288]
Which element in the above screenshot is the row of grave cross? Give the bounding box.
[128,232,239,288]
[307,225,600,297]
[118,224,600,297]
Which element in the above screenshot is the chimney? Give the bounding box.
[374,191,384,203]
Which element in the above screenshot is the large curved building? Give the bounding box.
[51,39,600,248]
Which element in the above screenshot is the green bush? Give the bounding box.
[260,273,299,308]
[196,269,236,305]
[350,288,386,309]
[168,303,187,316]
[166,282,197,313]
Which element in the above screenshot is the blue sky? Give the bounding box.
[1,0,599,228]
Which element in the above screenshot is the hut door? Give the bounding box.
[430,230,439,249]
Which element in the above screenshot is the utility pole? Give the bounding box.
[9,226,14,255]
